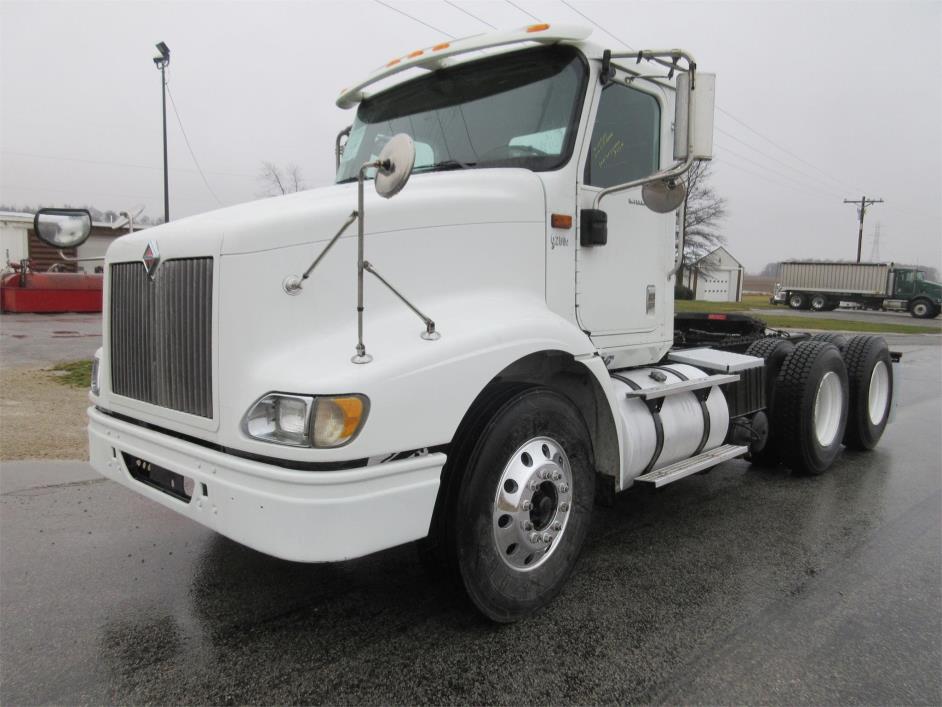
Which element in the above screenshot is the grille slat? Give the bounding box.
[111,258,213,418]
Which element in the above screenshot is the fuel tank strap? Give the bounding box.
[658,364,713,455]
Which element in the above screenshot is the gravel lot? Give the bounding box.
[0,365,90,460]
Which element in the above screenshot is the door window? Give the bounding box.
[585,83,660,188]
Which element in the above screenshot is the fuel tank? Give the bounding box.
[611,363,730,481]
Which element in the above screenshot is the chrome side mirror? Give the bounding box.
[642,179,687,213]
[33,208,93,248]
[374,133,415,199]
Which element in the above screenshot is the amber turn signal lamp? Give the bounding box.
[551,214,573,229]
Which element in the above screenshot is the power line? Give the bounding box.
[1,150,256,179]
[717,106,866,194]
[444,0,496,29]
[0,183,163,201]
[710,158,835,201]
[374,0,455,38]
[165,84,224,206]
[504,0,541,22]
[558,0,634,51]
[558,1,867,196]
[714,141,843,198]
[714,126,851,195]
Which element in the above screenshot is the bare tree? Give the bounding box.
[680,160,727,276]
[257,162,307,196]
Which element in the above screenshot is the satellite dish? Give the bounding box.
[374,133,415,199]
[642,179,686,214]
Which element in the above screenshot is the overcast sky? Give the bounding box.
[2,0,940,273]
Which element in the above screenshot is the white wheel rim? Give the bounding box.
[914,303,927,316]
[492,436,573,572]
[812,296,825,309]
[813,371,843,447]
[868,361,890,426]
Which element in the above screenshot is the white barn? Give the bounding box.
[683,246,744,302]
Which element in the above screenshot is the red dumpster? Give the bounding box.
[1,270,103,313]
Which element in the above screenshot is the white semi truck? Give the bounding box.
[37,25,896,622]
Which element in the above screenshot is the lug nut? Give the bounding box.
[542,533,552,543]
[559,484,569,494]
[559,502,569,512]
[521,500,532,511]
[552,471,562,481]
[521,520,533,531]
[529,480,540,491]
[530,533,540,544]
[553,521,562,531]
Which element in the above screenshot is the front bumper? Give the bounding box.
[88,407,444,562]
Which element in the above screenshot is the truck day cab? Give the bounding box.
[38,25,897,622]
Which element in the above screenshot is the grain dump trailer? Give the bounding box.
[771,261,941,318]
[35,25,899,621]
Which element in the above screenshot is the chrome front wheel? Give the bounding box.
[493,436,573,571]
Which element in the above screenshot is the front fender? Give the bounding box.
[219,291,599,461]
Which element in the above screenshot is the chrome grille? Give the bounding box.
[110,258,213,418]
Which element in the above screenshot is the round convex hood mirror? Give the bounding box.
[642,179,687,213]
[33,208,93,248]
[374,133,415,199]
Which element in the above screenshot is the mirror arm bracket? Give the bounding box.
[56,250,105,263]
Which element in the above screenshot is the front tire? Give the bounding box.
[452,387,595,622]
[772,341,849,475]
[910,299,937,319]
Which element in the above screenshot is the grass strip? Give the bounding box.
[676,297,938,334]
[48,360,94,389]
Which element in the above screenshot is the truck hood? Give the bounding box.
[106,168,546,260]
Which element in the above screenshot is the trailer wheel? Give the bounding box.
[810,294,829,311]
[773,341,849,475]
[450,387,594,622]
[842,336,893,450]
[788,292,807,310]
[808,332,849,353]
[910,298,937,319]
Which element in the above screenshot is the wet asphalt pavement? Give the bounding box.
[1,341,940,705]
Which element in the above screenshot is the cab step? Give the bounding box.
[634,444,749,487]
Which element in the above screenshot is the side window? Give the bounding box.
[585,83,660,188]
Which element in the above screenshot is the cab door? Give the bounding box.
[575,76,675,362]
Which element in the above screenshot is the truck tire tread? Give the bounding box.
[772,341,849,475]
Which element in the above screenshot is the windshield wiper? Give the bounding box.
[413,160,477,173]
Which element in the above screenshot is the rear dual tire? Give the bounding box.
[772,341,849,475]
[843,335,893,450]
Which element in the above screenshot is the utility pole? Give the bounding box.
[843,195,883,263]
[153,42,171,223]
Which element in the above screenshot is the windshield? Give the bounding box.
[336,46,587,183]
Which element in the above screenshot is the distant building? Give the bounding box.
[0,211,142,273]
[683,246,744,302]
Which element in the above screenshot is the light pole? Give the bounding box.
[153,42,170,223]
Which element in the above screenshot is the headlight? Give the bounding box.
[242,393,368,448]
